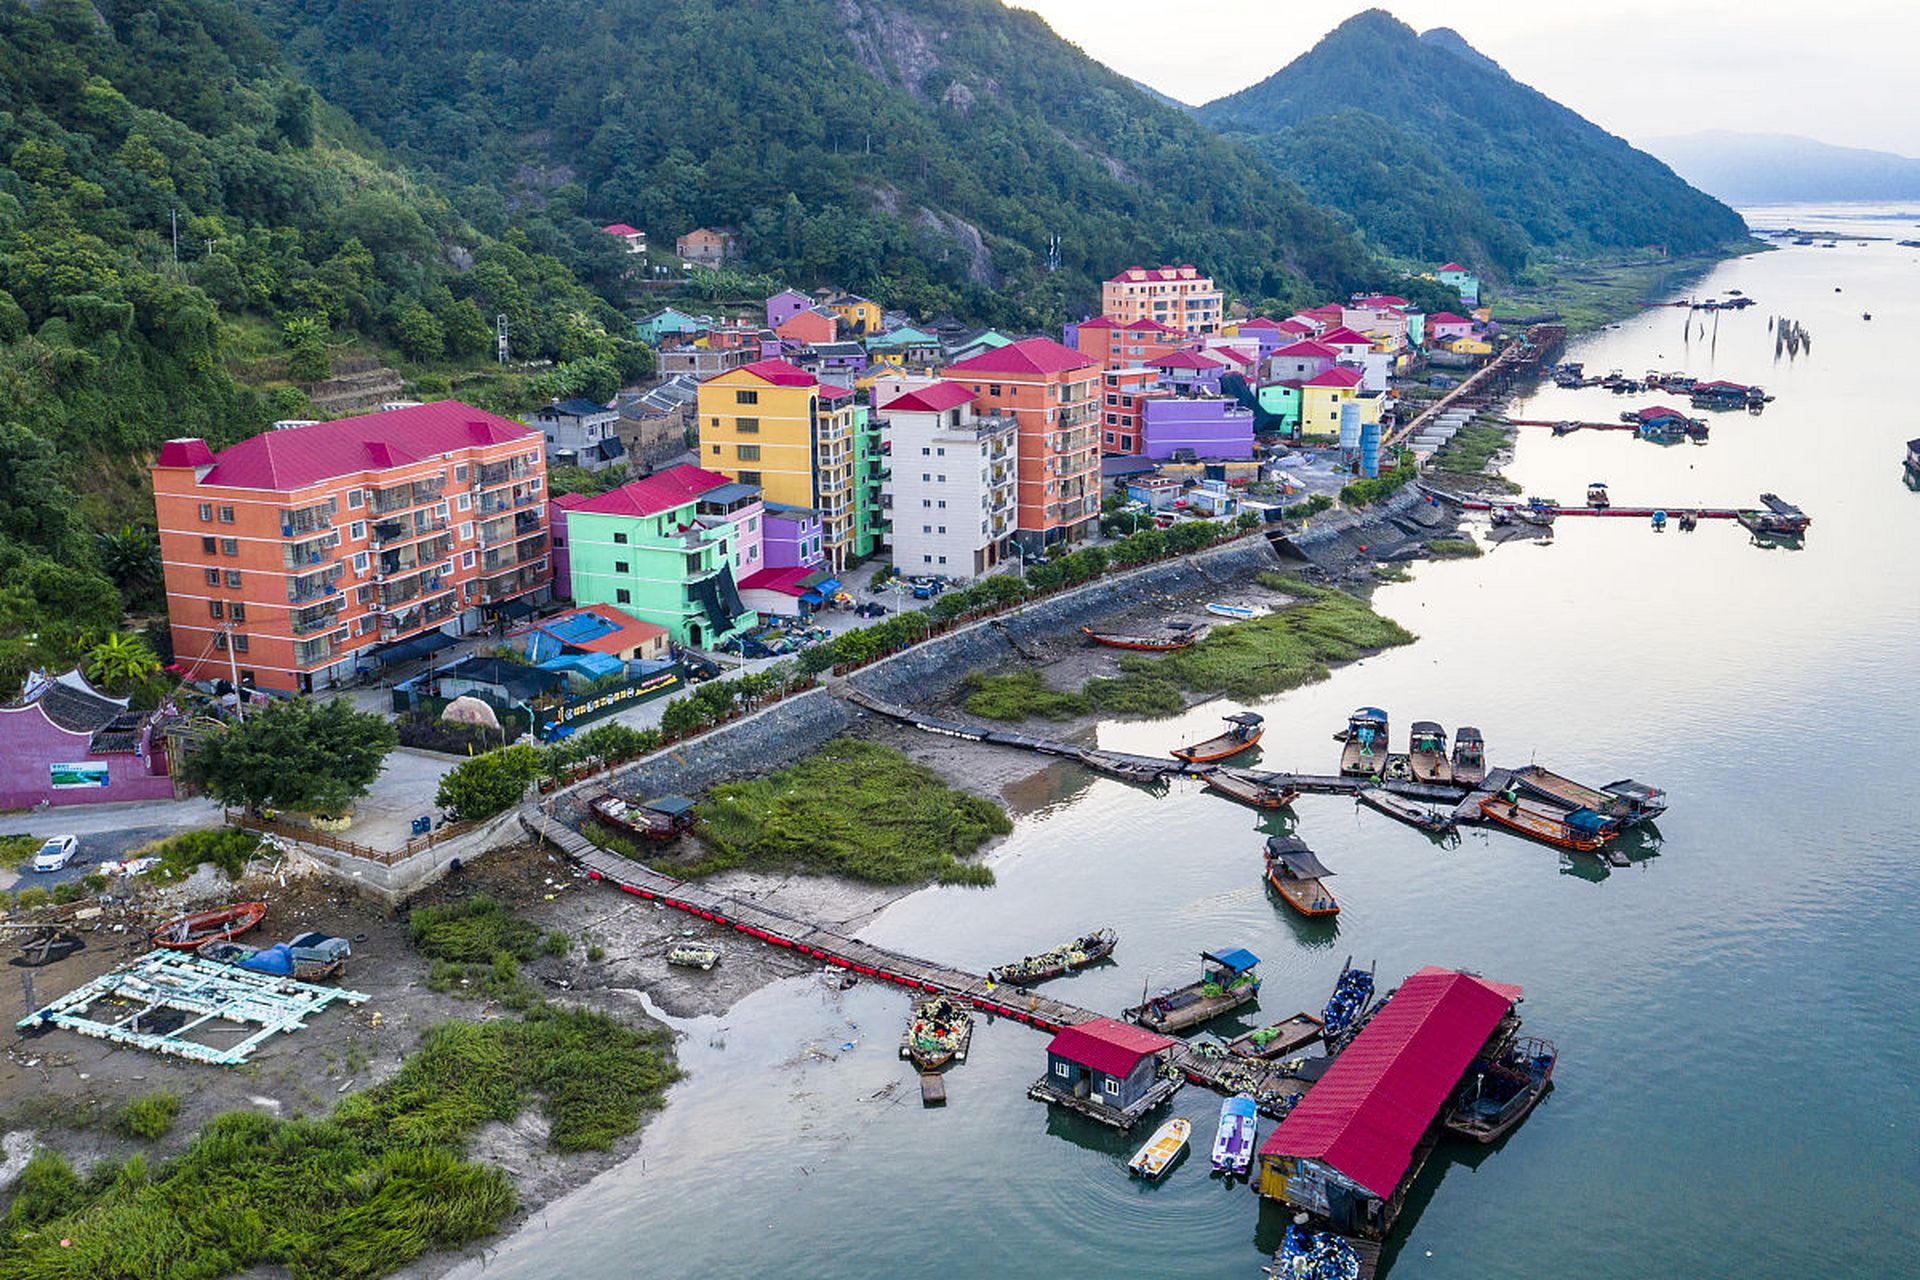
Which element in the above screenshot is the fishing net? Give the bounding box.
[1277,1225,1361,1280]
[1321,969,1374,1038]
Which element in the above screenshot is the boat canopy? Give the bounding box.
[1270,847,1335,880]
[1602,779,1663,803]
[1410,720,1444,740]
[644,795,698,817]
[1223,712,1264,728]
[1222,1095,1258,1118]
[1204,948,1261,975]
[1349,707,1388,725]
[1455,726,1484,743]
[1565,808,1608,835]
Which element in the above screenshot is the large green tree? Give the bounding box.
[188,698,397,814]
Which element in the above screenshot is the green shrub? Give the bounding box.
[115,1092,181,1141]
[137,828,261,883]
[408,895,541,964]
[1340,454,1419,507]
[540,929,571,958]
[1427,538,1483,558]
[434,744,543,820]
[13,886,50,912]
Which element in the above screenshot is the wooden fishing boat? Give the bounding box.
[1204,602,1269,621]
[1201,768,1298,810]
[1227,1012,1324,1060]
[1172,712,1263,764]
[1338,707,1389,776]
[1128,1117,1191,1179]
[152,901,266,951]
[1080,624,1199,652]
[899,995,973,1070]
[1265,836,1338,917]
[988,928,1117,986]
[589,793,698,841]
[1737,492,1811,539]
[1509,764,1666,825]
[1478,795,1613,852]
[1407,721,1451,784]
[1445,1037,1557,1143]
[1210,1095,1259,1176]
[1125,949,1262,1033]
[1450,727,1486,787]
[1357,787,1457,835]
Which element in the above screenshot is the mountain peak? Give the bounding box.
[1417,26,1507,77]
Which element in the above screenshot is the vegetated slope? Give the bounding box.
[1640,130,1920,205]
[1198,10,1748,272]
[238,0,1383,325]
[0,0,643,686]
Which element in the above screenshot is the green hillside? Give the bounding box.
[0,0,645,686]
[1198,11,1748,272]
[238,0,1381,324]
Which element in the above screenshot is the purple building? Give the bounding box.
[0,673,175,809]
[1150,349,1227,396]
[766,289,812,329]
[1140,397,1255,461]
[763,502,825,569]
[807,341,869,386]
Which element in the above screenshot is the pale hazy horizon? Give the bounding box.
[1014,0,1915,157]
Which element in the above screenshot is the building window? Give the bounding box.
[736,444,760,461]
[937,475,946,483]
[938,555,947,565]
[456,493,471,511]
[921,499,931,509]
[735,390,759,405]
[936,447,945,457]
[611,531,630,545]
[738,471,760,485]
[231,603,245,622]
[936,500,946,509]
[1104,432,1115,445]
[710,444,721,455]
[988,384,1001,396]
[614,561,630,574]
[616,588,632,604]
[1054,1062,1069,1079]
[353,552,369,572]
[347,490,363,509]
[205,568,220,586]
[198,503,213,522]
[1103,1078,1120,1097]
[736,417,760,433]
[922,525,931,533]
[208,601,224,619]
[937,526,946,534]
[455,464,468,482]
[213,632,226,651]
[221,538,238,556]
[218,505,235,523]
[459,523,473,541]
[225,570,241,587]
[357,586,371,605]
[350,521,365,540]
[462,551,475,568]
[202,536,218,554]
[232,633,249,653]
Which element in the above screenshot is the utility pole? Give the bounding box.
[225,622,245,720]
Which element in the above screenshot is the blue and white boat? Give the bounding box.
[1210,1094,1259,1176]
[1204,601,1268,620]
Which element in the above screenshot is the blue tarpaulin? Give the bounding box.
[1205,948,1261,974]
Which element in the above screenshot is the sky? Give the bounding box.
[1014,1,1917,156]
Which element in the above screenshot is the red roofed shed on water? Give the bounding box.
[1045,1017,1175,1077]
[1258,967,1523,1200]
[881,381,977,413]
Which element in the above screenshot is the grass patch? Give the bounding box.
[1339,455,1419,507]
[1426,538,1483,559]
[1432,423,1511,477]
[1079,574,1415,710]
[409,896,543,1009]
[962,671,1089,722]
[136,828,262,883]
[693,739,1009,885]
[2,835,37,874]
[114,1092,181,1142]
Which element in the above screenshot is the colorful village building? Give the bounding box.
[1098,366,1163,454]
[941,338,1101,556]
[1029,1016,1181,1129]
[634,307,711,346]
[152,402,551,693]
[761,502,825,569]
[530,398,625,472]
[1139,397,1256,461]
[879,380,1017,575]
[1426,311,1475,343]
[1269,339,1341,383]
[509,601,672,666]
[599,223,646,254]
[774,306,838,346]
[1102,265,1225,335]
[814,289,884,337]
[550,468,755,649]
[1065,315,1187,369]
[0,671,176,809]
[1434,261,1481,306]
[1149,348,1227,395]
[675,226,735,267]
[765,289,813,329]
[697,359,860,570]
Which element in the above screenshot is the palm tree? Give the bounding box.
[95,524,162,606]
[86,631,161,692]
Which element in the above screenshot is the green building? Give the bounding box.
[1257,383,1301,437]
[852,402,888,560]
[554,473,754,650]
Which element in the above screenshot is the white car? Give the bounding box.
[32,835,80,873]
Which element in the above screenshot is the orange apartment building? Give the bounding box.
[942,338,1100,555]
[1097,366,1165,455]
[153,402,551,694]
[1102,265,1225,335]
[1069,315,1188,370]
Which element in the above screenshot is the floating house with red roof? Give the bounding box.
[1030,1016,1182,1128]
[152,402,551,693]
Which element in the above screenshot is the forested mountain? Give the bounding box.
[1198,11,1749,273]
[237,0,1380,325]
[1641,131,1920,205]
[0,0,646,687]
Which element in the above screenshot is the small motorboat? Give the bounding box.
[1277,1225,1364,1280]
[1445,1037,1557,1143]
[900,995,973,1070]
[1450,726,1486,787]
[668,942,721,970]
[152,902,267,951]
[1406,721,1451,784]
[1226,1013,1324,1060]
[1338,707,1388,776]
[1080,625,1200,652]
[1210,1095,1259,1176]
[1128,1117,1192,1179]
[1201,768,1297,810]
[1358,788,1456,835]
[1125,949,1262,1033]
[1265,836,1338,917]
[988,928,1117,986]
[1204,602,1268,621]
[1586,481,1610,508]
[1172,712,1264,764]
[1478,794,1614,852]
[1320,962,1376,1047]
[590,793,698,841]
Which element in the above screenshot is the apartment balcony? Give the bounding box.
[293,637,336,667]
[286,569,344,605]
[279,502,336,538]
[476,458,532,488]
[290,604,342,636]
[478,514,544,548]
[482,533,548,574]
[369,515,450,550]
[480,565,546,603]
[371,478,445,516]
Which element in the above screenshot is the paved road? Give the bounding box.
[0,823,200,892]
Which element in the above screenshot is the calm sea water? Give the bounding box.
[459,210,1920,1279]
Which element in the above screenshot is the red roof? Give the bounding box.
[1274,319,1313,335]
[1428,312,1471,325]
[1305,305,1345,320]
[1259,967,1522,1197]
[1076,315,1119,330]
[739,565,818,596]
[1274,340,1340,360]
[1306,366,1366,388]
[1438,262,1468,273]
[600,223,643,237]
[1317,327,1373,347]
[569,464,743,518]
[1126,317,1183,334]
[1046,1017,1175,1076]
[1212,347,1254,366]
[944,337,1094,377]
[730,358,816,388]
[1151,349,1225,371]
[165,402,537,491]
[883,381,977,413]
[1635,405,1691,421]
[1107,265,1205,283]
[1238,317,1283,331]
[817,384,855,401]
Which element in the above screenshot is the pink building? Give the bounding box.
[0,673,174,809]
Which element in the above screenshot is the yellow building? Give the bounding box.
[817,291,883,337]
[697,359,857,568]
[1442,335,1493,357]
[1295,367,1382,436]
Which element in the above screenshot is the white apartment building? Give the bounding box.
[879,381,1017,576]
